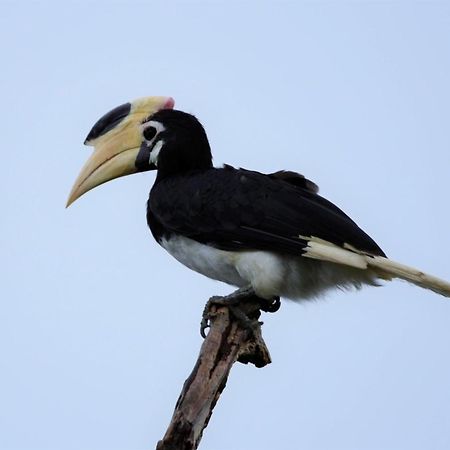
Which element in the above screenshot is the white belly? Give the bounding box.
[160,235,379,300]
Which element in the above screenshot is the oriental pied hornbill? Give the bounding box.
[67,96,450,332]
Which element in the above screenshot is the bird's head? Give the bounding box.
[66,96,212,207]
[138,108,212,179]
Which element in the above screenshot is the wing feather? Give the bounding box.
[149,166,385,257]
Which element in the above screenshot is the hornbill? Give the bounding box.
[67,96,450,333]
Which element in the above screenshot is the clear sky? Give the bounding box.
[1,1,450,449]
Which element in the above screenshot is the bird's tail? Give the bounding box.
[301,236,450,297]
[366,256,450,297]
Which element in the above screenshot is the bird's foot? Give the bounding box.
[200,290,261,338]
[257,296,281,313]
[200,287,280,338]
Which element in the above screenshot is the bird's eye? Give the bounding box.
[143,126,157,141]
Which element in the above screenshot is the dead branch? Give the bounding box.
[156,299,271,450]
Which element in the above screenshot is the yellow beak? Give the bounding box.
[66,96,175,207]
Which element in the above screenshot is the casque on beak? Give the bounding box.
[66,96,175,207]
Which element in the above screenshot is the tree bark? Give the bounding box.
[156,299,271,450]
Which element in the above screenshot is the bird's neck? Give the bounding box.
[155,149,213,182]
[154,164,213,184]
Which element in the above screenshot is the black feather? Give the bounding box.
[147,166,386,257]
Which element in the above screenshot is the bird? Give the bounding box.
[67,96,450,332]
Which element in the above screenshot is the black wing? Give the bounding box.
[266,169,319,194]
[148,166,385,257]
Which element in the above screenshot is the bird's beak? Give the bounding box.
[66,96,175,207]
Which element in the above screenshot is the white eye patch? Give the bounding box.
[149,139,164,166]
[141,120,166,143]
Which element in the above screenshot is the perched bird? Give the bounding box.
[67,96,450,328]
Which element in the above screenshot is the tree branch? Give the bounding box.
[156,299,271,450]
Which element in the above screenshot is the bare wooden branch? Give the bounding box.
[156,299,271,450]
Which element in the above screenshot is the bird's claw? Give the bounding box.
[258,296,281,313]
[200,296,225,338]
[200,315,210,339]
[200,301,261,339]
[200,289,279,338]
[200,296,220,338]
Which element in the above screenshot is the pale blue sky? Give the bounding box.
[1,2,450,449]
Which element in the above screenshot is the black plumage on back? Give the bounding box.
[147,165,385,257]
